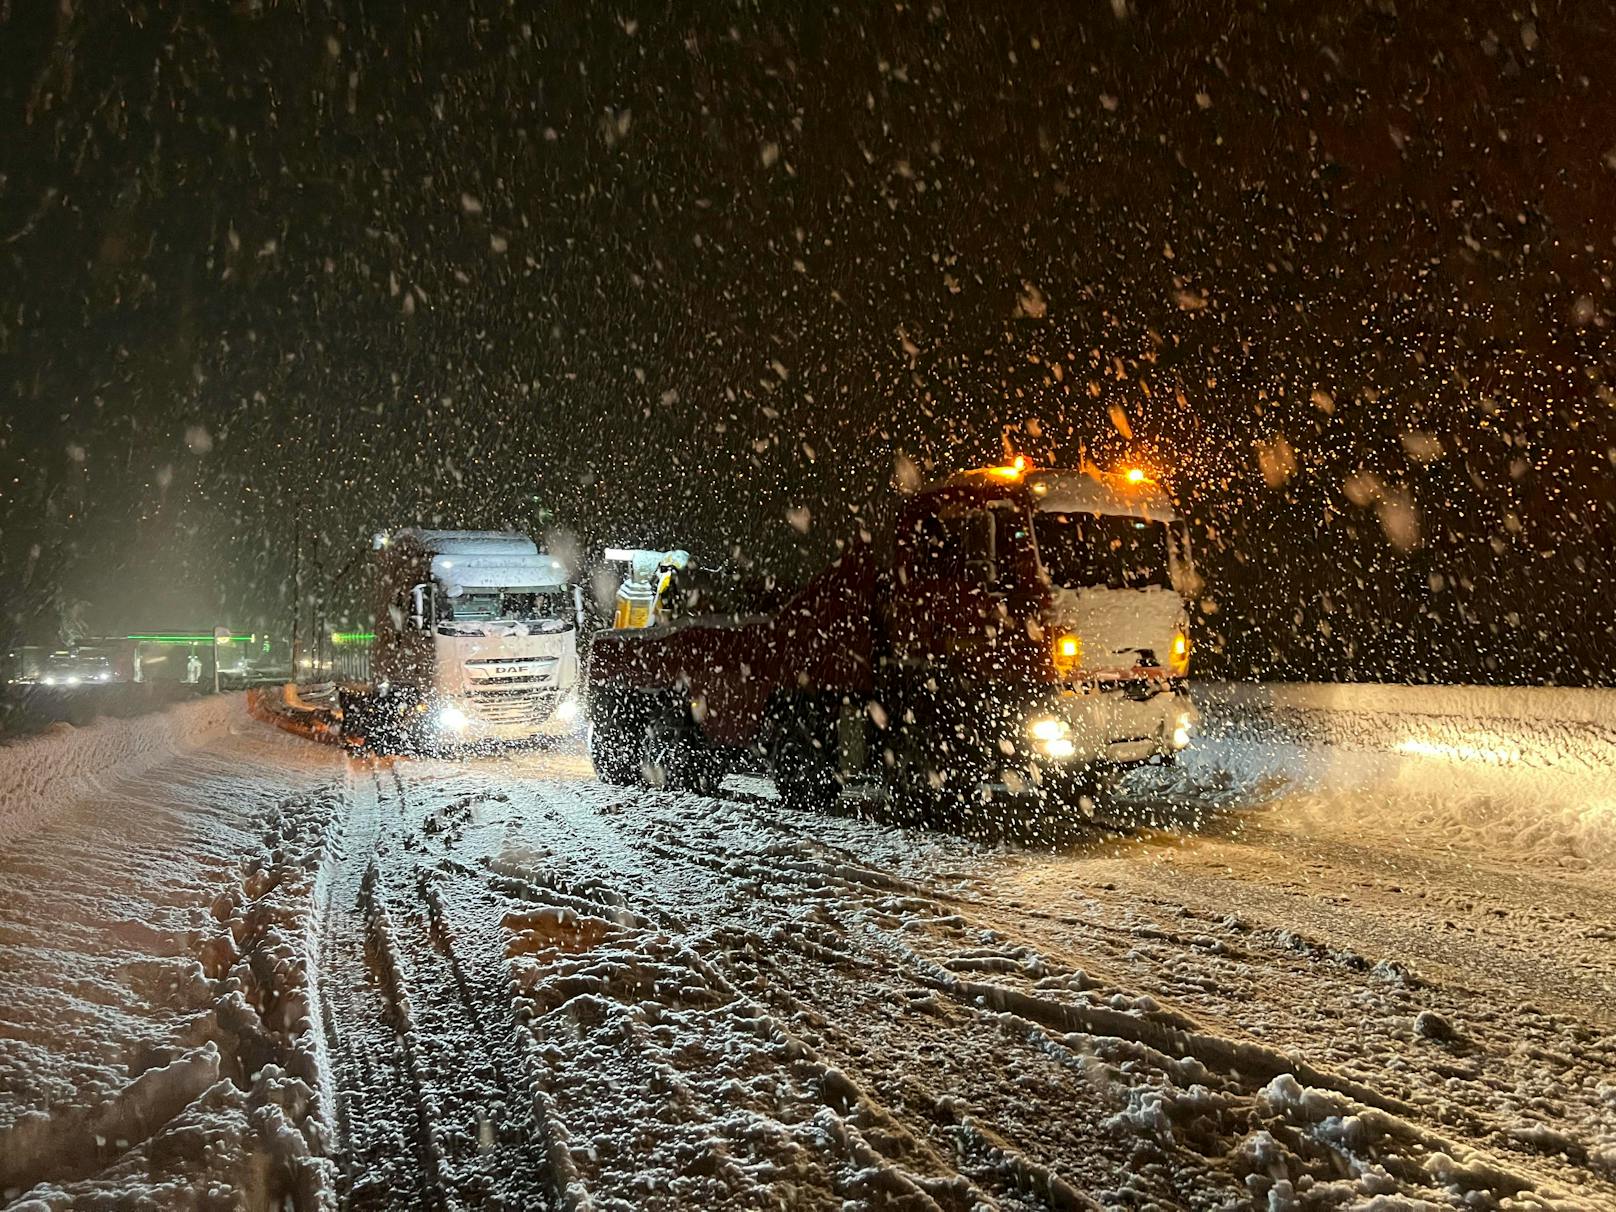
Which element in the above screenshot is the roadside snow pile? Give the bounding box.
[0,693,242,847]
[0,722,342,1208]
[1184,682,1616,869]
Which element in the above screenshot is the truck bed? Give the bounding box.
[587,547,878,748]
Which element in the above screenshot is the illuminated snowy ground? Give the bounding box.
[0,686,1612,1209]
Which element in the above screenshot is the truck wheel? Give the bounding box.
[881,758,943,825]
[770,714,840,814]
[589,723,638,784]
[1044,764,1127,821]
[588,695,641,785]
[877,716,951,825]
[669,747,727,797]
[338,691,375,754]
[1076,764,1129,819]
[643,717,727,796]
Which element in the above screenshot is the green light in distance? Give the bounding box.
[126,634,244,644]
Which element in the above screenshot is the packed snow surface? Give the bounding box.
[1,684,1613,1209]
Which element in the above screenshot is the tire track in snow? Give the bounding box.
[405,858,565,1206]
[498,871,1006,1209]
[448,774,1039,1206]
[321,761,571,1209]
[498,765,1611,1208]
[738,797,1615,1205]
[472,774,1244,1208]
[330,744,1614,1209]
[318,764,441,1211]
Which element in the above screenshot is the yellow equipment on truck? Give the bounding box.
[607,549,691,628]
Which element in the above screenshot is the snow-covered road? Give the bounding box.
[2,689,1614,1210]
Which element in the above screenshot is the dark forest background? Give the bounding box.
[2,0,1613,683]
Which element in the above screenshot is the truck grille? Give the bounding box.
[466,687,557,725]
[1083,673,1171,702]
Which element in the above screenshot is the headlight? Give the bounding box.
[554,697,579,723]
[435,704,469,732]
[1028,715,1077,759]
[65,676,80,686]
[1029,716,1070,742]
[1171,711,1193,749]
[98,672,110,682]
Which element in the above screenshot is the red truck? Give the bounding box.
[585,460,1199,818]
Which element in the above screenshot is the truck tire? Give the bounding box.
[588,692,641,785]
[643,714,727,797]
[877,702,951,825]
[769,709,840,814]
[880,751,943,824]
[589,722,638,784]
[339,690,384,754]
[1061,764,1128,821]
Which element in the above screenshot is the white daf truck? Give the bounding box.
[338,529,583,750]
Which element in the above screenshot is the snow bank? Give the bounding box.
[0,734,341,1207]
[1181,682,1616,869]
[1209,680,1616,745]
[0,694,243,847]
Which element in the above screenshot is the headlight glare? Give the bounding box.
[1171,711,1193,749]
[1029,716,1070,742]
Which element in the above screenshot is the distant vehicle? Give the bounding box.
[586,458,1199,816]
[41,650,118,687]
[336,529,584,751]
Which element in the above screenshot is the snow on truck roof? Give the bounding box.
[430,554,568,595]
[388,529,540,557]
[377,529,568,594]
[935,467,1180,522]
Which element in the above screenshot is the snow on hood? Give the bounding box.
[1047,584,1185,667]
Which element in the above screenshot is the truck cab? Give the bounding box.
[882,464,1197,803]
[358,529,582,747]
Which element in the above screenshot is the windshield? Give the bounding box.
[438,589,572,632]
[1034,512,1171,590]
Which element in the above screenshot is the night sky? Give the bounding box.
[2,1,1613,683]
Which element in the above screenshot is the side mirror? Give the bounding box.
[409,583,433,631]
